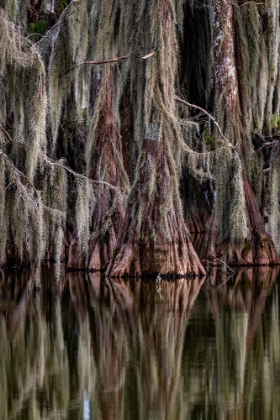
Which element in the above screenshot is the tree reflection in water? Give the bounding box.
[205,267,280,420]
[0,268,280,419]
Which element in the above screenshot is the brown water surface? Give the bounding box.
[0,267,279,419]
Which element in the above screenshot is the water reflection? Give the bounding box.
[0,268,280,419]
[206,267,279,419]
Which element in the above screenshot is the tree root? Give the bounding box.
[106,238,206,278]
[202,179,279,267]
[88,228,117,271]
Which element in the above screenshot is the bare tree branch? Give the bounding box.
[142,51,154,59]
[59,56,129,78]
[256,140,279,154]
[232,1,264,7]
[59,52,154,78]
[42,155,124,195]
[174,95,236,151]
[0,125,13,142]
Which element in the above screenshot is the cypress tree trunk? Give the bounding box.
[213,0,239,112]
[183,181,211,234]
[204,0,279,266]
[107,123,205,277]
[107,0,206,278]
[67,69,128,271]
[87,69,127,271]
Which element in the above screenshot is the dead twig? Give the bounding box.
[256,140,279,154]
[174,95,237,152]
[0,125,13,142]
[59,56,129,78]
[232,1,264,7]
[142,51,154,59]
[203,257,236,275]
[59,52,154,78]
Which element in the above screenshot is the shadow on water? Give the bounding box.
[0,267,280,419]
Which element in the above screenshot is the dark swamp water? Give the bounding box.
[1,267,280,420]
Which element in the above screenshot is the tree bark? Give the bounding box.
[67,229,84,269]
[205,0,278,266]
[106,1,206,278]
[107,133,206,278]
[87,68,127,271]
[213,0,240,113]
[203,178,278,266]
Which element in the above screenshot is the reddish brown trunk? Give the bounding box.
[187,210,209,234]
[87,69,127,271]
[65,69,127,271]
[242,178,278,265]
[203,178,279,266]
[106,0,206,278]
[120,92,133,181]
[206,0,279,266]
[67,229,84,269]
[107,132,206,278]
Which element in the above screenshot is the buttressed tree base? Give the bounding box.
[0,0,279,278]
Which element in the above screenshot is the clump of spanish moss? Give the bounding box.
[0,153,45,264]
[75,177,95,257]
[216,147,247,245]
[0,9,47,181]
[0,0,20,23]
[47,1,90,151]
[269,150,280,251]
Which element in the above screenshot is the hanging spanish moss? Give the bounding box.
[0,0,20,23]
[107,0,206,278]
[1,0,280,277]
[0,9,47,181]
[199,0,280,266]
[215,147,247,245]
[268,148,280,253]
